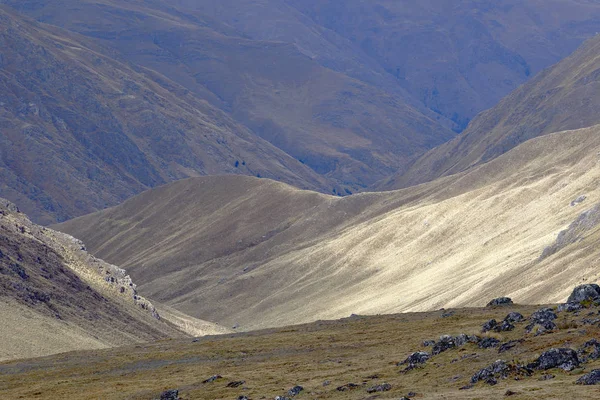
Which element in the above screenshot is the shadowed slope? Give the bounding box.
[1,0,454,193]
[380,33,600,190]
[0,198,229,361]
[0,6,329,224]
[57,124,600,330]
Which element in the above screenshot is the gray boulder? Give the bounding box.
[486,297,513,307]
[567,284,600,304]
[528,348,579,371]
[160,390,179,400]
[576,369,600,385]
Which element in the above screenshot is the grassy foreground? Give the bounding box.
[1,304,600,399]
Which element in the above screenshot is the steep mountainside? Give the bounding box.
[286,0,600,129]
[1,0,454,193]
[0,6,328,224]
[380,33,600,190]
[57,124,600,330]
[0,198,201,361]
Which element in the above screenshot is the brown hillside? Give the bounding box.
[0,6,328,224]
[57,124,600,330]
[0,198,229,361]
[381,32,600,190]
[2,0,454,192]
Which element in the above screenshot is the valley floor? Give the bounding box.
[1,303,600,399]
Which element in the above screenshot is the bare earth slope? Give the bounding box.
[381,32,600,190]
[0,198,228,361]
[0,6,329,224]
[57,124,600,330]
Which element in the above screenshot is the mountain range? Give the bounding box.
[4,1,600,223]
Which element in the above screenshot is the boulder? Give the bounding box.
[366,383,392,393]
[471,360,532,385]
[577,339,600,362]
[202,375,222,383]
[493,320,515,332]
[486,297,513,307]
[567,284,600,304]
[471,360,511,385]
[336,383,361,391]
[528,348,579,371]
[398,351,429,366]
[287,386,303,396]
[160,390,179,400]
[557,302,583,312]
[432,335,456,355]
[576,369,600,385]
[478,337,500,349]
[504,312,525,323]
[525,308,557,334]
[482,319,498,332]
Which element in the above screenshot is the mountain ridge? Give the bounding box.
[56,123,600,330]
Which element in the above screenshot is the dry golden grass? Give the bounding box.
[1,303,599,399]
[56,124,600,332]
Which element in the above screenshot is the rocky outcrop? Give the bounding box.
[486,297,513,307]
[576,369,600,385]
[528,348,579,371]
[525,308,557,335]
[567,284,600,303]
[540,203,600,260]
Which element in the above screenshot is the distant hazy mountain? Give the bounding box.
[56,123,600,330]
[0,6,329,224]
[4,1,600,222]
[285,0,600,129]
[379,33,600,190]
[1,0,454,197]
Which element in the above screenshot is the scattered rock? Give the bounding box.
[237,396,250,400]
[366,383,392,393]
[471,360,510,385]
[471,360,532,385]
[576,369,600,385]
[504,389,517,396]
[567,284,600,303]
[336,383,361,391]
[432,335,456,355]
[479,337,500,349]
[571,195,587,206]
[274,397,290,400]
[577,339,600,362]
[160,389,179,400]
[459,384,474,390]
[498,340,524,354]
[504,312,525,323]
[493,320,515,332]
[526,308,557,334]
[441,310,455,318]
[557,302,583,312]
[486,297,513,307]
[287,386,303,396]
[454,334,478,346]
[528,348,579,371]
[482,319,498,332]
[422,340,435,347]
[226,381,246,388]
[322,380,331,386]
[399,351,429,367]
[202,375,222,383]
